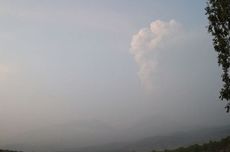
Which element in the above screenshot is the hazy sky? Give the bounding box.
[0,0,229,150]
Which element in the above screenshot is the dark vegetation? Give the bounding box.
[1,135,230,152]
[0,150,22,152]
[151,136,230,152]
[1,125,230,152]
[205,0,230,105]
[60,126,230,152]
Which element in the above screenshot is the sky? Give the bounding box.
[0,0,229,151]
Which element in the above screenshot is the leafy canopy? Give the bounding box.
[205,0,230,102]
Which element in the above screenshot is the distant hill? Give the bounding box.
[4,125,230,152]
[67,125,230,152]
[0,150,21,152]
[152,136,230,152]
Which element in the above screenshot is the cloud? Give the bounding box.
[130,20,182,90]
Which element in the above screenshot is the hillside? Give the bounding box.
[2,136,230,152]
[67,125,230,152]
[3,125,230,152]
[153,136,230,152]
[1,134,230,152]
[0,150,21,152]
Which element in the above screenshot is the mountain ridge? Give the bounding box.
[65,125,230,152]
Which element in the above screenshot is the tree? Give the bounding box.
[205,0,230,109]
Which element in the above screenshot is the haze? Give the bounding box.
[0,0,229,151]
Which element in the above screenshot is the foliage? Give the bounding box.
[0,150,22,152]
[205,0,230,102]
[151,136,230,152]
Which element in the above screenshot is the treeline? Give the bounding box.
[152,136,230,152]
[0,150,22,152]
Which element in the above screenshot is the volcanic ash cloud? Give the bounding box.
[130,19,182,90]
